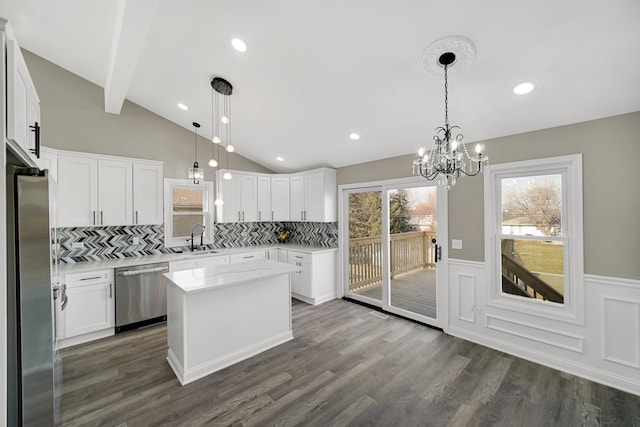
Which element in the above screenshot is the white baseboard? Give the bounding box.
[57,328,114,350]
[449,325,640,397]
[171,330,294,386]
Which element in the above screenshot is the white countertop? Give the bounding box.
[164,259,301,294]
[56,244,337,275]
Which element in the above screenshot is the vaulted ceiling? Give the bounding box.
[1,0,639,172]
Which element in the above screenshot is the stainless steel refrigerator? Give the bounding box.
[6,165,55,426]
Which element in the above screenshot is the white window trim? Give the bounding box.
[164,178,214,248]
[483,154,584,325]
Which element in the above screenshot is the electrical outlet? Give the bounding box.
[72,242,84,249]
[132,237,140,245]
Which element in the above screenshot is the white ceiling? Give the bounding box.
[1,0,639,173]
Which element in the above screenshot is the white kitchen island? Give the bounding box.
[163,259,301,385]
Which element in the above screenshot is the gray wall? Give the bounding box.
[22,50,271,179]
[338,112,640,280]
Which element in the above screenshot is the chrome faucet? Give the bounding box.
[189,223,206,251]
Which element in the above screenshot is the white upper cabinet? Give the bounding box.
[98,159,133,226]
[133,162,163,225]
[57,151,163,227]
[215,169,335,223]
[271,176,290,221]
[257,176,271,222]
[290,168,337,222]
[6,39,41,165]
[216,171,258,223]
[290,175,305,221]
[240,174,258,222]
[58,155,99,227]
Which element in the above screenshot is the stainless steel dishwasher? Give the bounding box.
[114,262,169,332]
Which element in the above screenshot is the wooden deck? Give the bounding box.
[350,268,437,318]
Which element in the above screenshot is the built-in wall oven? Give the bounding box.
[114,262,169,332]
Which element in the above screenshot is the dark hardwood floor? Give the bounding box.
[58,299,640,426]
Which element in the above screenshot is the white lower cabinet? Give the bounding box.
[286,250,337,305]
[230,251,266,263]
[57,269,115,349]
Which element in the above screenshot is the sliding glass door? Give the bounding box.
[346,188,383,305]
[387,185,438,319]
[343,180,446,327]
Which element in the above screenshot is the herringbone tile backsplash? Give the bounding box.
[57,222,338,263]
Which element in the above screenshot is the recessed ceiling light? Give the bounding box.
[177,103,189,111]
[349,133,360,140]
[231,38,247,52]
[513,82,536,95]
[276,156,284,162]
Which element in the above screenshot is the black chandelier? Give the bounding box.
[413,49,488,189]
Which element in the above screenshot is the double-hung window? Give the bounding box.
[484,154,584,323]
[164,179,214,248]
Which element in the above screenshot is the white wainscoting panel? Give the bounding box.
[486,314,584,353]
[602,296,640,368]
[456,273,476,323]
[448,260,640,396]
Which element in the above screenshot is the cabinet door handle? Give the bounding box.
[238,211,241,221]
[242,211,245,221]
[100,211,104,225]
[135,211,139,224]
[258,211,261,221]
[29,122,41,158]
[80,276,102,281]
[243,255,254,259]
[301,211,304,221]
[109,283,112,298]
[93,210,96,225]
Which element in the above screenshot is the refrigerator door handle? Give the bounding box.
[61,284,68,311]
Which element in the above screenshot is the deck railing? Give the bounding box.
[349,231,436,291]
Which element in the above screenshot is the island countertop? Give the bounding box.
[163,259,301,294]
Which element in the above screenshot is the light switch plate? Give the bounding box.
[71,242,84,249]
[132,237,140,245]
[452,239,463,250]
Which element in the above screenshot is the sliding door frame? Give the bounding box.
[338,177,449,331]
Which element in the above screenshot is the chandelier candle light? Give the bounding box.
[413,36,488,189]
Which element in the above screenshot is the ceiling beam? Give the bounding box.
[104,0,158,114]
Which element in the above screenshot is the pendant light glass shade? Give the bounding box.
[189,122,203,184]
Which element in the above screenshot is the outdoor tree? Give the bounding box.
[389,189,415,234]
[504,180,561,236]
[348,189,417,238]
[348,192,382,238]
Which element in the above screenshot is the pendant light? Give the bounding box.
[210,77,234,181]
[188,122,204,184]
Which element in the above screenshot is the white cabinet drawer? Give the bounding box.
[66,269,114,287]
[230,251,266,263]
[288,251,311,264]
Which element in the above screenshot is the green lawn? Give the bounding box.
[513,239,564,295]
